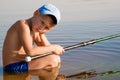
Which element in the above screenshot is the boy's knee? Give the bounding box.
[45,55,61,68]
[54,55,61,62]
[51,55,61,66]
[28,55,61,70]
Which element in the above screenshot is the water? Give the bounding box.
[1,0,120,80]
[49,21,120,79]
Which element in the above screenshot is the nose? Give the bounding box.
[38,25,44,30]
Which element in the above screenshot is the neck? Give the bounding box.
[27,18,32,31]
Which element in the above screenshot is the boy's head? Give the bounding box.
[38,4,61,25]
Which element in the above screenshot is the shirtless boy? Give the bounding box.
[2,4,64,73]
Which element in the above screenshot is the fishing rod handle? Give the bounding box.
[25,52,53,62]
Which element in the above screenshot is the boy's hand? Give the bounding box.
[50,45,65,55]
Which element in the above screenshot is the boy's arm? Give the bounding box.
[35,34,51,46]
[18,21,53,56]
[18,20,64,56]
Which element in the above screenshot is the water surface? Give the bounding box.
[0,0,120,80]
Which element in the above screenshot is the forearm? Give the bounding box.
[26,45,54,56]
[39,34,51,46]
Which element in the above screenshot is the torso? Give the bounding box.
[2,20,34,66]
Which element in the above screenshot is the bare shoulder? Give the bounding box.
[13,20,30,32]
[16,20,29,28]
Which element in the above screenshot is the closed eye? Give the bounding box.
[45,26,49,30]
[41,21,45,26]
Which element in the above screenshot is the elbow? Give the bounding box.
[25,49,35,56]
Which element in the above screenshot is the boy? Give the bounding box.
[3,4,64,73]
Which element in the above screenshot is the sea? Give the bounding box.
[0,0,120,80]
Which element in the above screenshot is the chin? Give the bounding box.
[39,31,45,34]
[38,30,48,34]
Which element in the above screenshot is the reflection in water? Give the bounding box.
[3,72,31,80]
[66,70,97,79]
[3,64,66,80]
[3,66,120,80]
[66,70,120,79]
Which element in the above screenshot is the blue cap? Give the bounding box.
[38,4,61,24]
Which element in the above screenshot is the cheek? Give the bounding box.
[32,18,40,26]
[32,19,37,27]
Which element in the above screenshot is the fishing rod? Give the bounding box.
[25,33,120,62]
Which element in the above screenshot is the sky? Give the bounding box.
[0,0,120,22]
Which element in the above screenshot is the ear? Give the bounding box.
[33,10,40,16]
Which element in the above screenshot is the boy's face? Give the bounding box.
[32,12,55,34]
